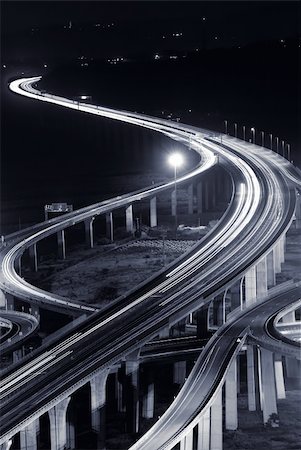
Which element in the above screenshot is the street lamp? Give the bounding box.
[234,123,237,138]
[251,127,255,144]
[169,152,183,237]
[261,131,264,147]
[242,125,246,141]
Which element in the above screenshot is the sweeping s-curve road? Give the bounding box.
[0,76,299,445]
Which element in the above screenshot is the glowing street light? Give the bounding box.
[251,127,255,144]
[169,152,183,237]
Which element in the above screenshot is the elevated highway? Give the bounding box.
[0,77,300,447]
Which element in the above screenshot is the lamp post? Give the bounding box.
[169,153,183,237]
[234,123,237,138]
[261,131,264,147]
[251,127,255,144]
[242,125,246,141]
[287,144,291,161]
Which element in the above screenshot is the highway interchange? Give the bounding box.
[0,77,300,447]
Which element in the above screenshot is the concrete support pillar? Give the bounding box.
[171,189,176,216]
[279,235,285,263]
[0,442,12,450]
[106,212,114,241]
[225,358,238,430]
[57,229,66,260]
[29,243,38,272]
[20,419,38,450]
[126,204,134,233]
[150,196,157,227]
[48,397,71,450]
[197,409,210,450]
[210,389,223,450]
[229,280,241,311]
[256,257,268,299]
[142,383,154,419]
[13,348,23,363]
[4,292,14,310]
[282,310,295,323]
[84,217,94,249]
[260,349,278,424]
[295,191,301,229]
[188,183,194,214]
[196,306,209,339]
[28,303,40,318]
[158,326,170,339]
[125,358,140,434]
[197,181,203,215]
[180,429,193,450]
[211,177,216,210]
[273,244,282,274]
[245,266,257,306]
[285,357,300,378]
[173,361,186,385]
[266,250,276,287]
[17,255,22,276]
[274,357,286,400]
[204,181,210,211]
[247,345,257,411]
[90,369,110,449]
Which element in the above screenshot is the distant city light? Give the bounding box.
[44,64,47,68]
[3,64,6,69]
[154,54,160,60]
[202,17,206,21]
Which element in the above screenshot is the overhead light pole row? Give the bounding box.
[223,121,291,161]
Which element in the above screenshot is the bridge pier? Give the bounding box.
[295,191,301,229]
[126,204,134,234]
[48,397,71,450]
[29,243,38,272]
[246,345,257,411]
[197,181,203,216]
[188,183,194,214]
[0,442,12,450]
[57,230,66,260]
[20,419,39,450]
[84,217,94,249]
[225,358,238,430]
[274,356,286,399]
[142,382,154,419]
[256,258,268,299]
[266,250,276,287]
[90,369,110,448]
[171,189,176,216]
[173,361,187,385]
[180,429,193,450]
[245,267,257,306]
[210,389,223,450]
[273,243,282,274]
[197,409,210,450]
[150,196,157,227]
[3,292,14,310]
[260,348,278,424]
[125,357,140,434]
[106,212,114,241]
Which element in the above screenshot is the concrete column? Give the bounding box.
[204,181,210,211]
[197,181,203,215]
[295,191,301,229]
[142,383,154,419]
[260,349,278,424]
[279,235,285,263]
[150,196,157,227]
[57,229,66,260]
[197,409,210,450]
[29,243,38,272]
[285,357,300,378]
[196,306,210,339]
[0,442,12,450]
[48,397,71,450]
[125,358,140,434]
[20,419,38,450]
[90,369,110,448]
[210,389,222,450]
[171,189,176,216]
[84,217,94,249]
[188,183,194,214]
[173,361,186,385]
[28,303,40,318]
[225,358,238,430]
[17,255,22,276]
[273,244,282,274]
[180,429,193,450]
[4,292,14,310]
[106,212,114,241]
[158,326,170,339]
[282,310,295,323]
[229,280,241,311]
[66,420,75,450]
[245,266,257,306]
[13,348,23,363]
[247,345,257,411]
[126,204,134,233]
[211,177,216,210]
[266,250,276,287]
[274,357,286,400]
[256,257,267,299]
